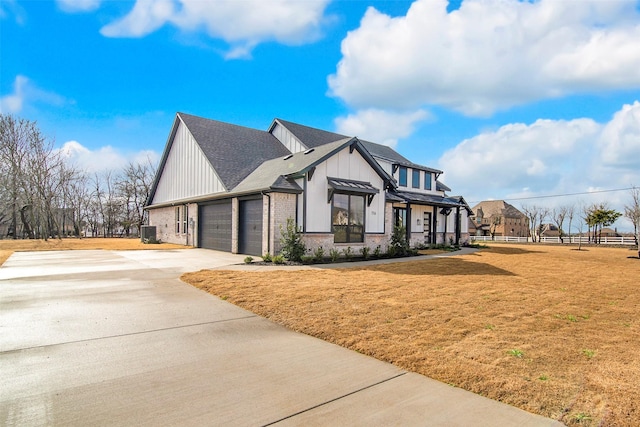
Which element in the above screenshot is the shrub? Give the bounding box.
[329,248,340,262]
[273,254,285,264]
[389,225,409,256]
[262,252,272,262]
[243,256,253,264]
[360,246,370,259]
[279,218,306,262]
[343,246,352,260]
[313,246,325,261]
[373,245,382,258]
[301,255,314,264]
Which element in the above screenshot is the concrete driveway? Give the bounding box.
[0,249,563,426]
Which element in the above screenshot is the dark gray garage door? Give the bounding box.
[199,201,232,252]
[238,199,263,256]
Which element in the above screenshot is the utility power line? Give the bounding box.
[468,187,635,205]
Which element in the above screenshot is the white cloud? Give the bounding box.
[1,0,27,25]
[100,0,330,58]
[0,75,67,114]
[328,0,640,116]
[0,75,27,113]
[437,102,640,217]
[56,0,101,13]
[598,101,640,171]
[60,140,160,173]
[100,0,174,37]
[335,109,429,148]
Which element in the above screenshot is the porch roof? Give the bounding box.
[327,177,379,195]
[390,190,472,213]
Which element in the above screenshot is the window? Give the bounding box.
[423,212,432,232]
[393,207,407,228]
[332,194,365,243]
[175,206,181,233]
[424,172,432,190]
[399,166,407,187]
[412,170,420,188]
[423,212,432,243]
[183,205,188,233]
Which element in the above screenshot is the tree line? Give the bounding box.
[521,189,640,249]
[0,114,156,240]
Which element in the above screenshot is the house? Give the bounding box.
[539,223,560,238]
[469,200,529,238]
[144,113,471,256]
[599,227,621,238]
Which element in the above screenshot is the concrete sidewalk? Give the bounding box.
[0,249,563,426]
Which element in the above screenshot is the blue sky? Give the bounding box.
[2,0,640,230]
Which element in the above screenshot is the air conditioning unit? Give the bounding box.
[140,225,157,242]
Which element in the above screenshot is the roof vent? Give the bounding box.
[283,154,293,160]
[304,148,315,155]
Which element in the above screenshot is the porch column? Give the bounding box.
[455,206,461,245]
[432,206,437,244]
[406,203,412,243]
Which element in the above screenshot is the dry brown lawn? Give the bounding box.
[0,238,189,266]
[183,244,640,426]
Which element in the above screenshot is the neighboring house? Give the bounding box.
[145,113,471,256]
[599,227,621,238]
[469,200,529,238]
[539,223,560,238]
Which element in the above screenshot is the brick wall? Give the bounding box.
[147,204,198,246]
[269,192,298,255]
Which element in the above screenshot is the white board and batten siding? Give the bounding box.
[304,146,386,234]
[271,122,306,154]
[151,120,225,205]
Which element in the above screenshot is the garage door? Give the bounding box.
[199,201,232,252]
[238,199,263,256]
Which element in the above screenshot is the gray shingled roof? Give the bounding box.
[275,119,442,174]
[231,138,353,195]
[179,112,290,190]
[274,119,349,148]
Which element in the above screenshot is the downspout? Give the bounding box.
[302,177,307,233]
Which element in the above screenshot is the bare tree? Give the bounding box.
[117,159,155,237]
[522,205,549,242]
[624,186,640,258]
[0,115,31,238]
[489,215,501,240]
[0,114,68,240]
[552,206,569,243]
[566,204,576,243]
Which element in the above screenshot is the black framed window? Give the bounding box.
[175,206,180,233]
[332,194,365,243]
[393,207,407,228]
[412,170,420,188]
[399,166,407,187]
[424,172,432,190]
